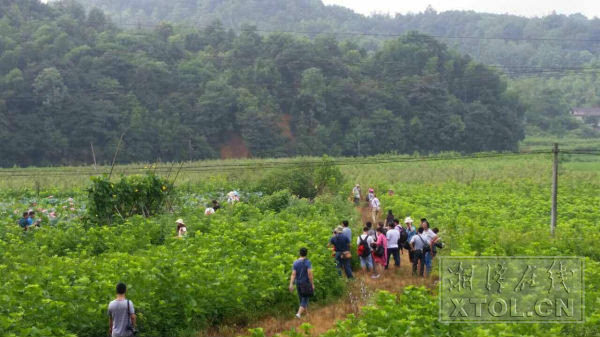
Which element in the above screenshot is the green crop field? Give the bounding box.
[1,150,599,337]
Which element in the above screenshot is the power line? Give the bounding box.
[113,20,600,44]
[0,150,559,177]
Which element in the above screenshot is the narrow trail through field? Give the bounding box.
[204,206,436,337]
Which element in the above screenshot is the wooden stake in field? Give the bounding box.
[90,142,97,171]
[551,143,559,236]
[108,133,125,179]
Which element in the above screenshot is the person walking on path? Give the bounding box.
[370,195,380,224]
[352,184,361,206]
[329,226,354,279]
[108,283,137,337]
[421,220,438,275]
[289,247,314,319]
[385,221,401,269]
[410,227,427,277]
[371,227,388,278]
[356,227,375,274]
[366,188,375,203]
[395,219,408,256]
[385,210,395,227]
[341,220,352,242]
[366,221,376,241]
[404,217,416,263]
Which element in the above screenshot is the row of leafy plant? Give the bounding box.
[0,189,354,336]
[251,157,600,337]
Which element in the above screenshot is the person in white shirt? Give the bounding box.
[175,219,187,237]
[421,219,438,275]
[356,227,375,273]
[409,227,427,277]
[352,184,361,206]
[370,195,380,223]
[385,222,401,269]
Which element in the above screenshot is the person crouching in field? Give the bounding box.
[108,283,137,337]
[18,212,29,230]
[289,247,314,319]
[175,219,187,238]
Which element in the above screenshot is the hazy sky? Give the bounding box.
[322,0,599,18]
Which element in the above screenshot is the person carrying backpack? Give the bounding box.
[366,188,375,203]
[356,227,374,274]
[371,227,387,279]
[289,247,314,319]
[108,283,137,337]
[404,217,416,263]
[421,220,438,276]
[409,227,429,277]
[328,226,354,279]
[385,222,400,269]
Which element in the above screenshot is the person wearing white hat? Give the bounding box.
[204,206,215,216]
[175,219,187,237]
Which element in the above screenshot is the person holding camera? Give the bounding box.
[108,283,137,336]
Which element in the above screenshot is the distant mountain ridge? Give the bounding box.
[74,0,600,69]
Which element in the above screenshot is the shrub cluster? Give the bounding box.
[87,174,173,224]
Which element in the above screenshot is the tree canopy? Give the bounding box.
[1,1,527,166]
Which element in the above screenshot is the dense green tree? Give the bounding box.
[0,0,529,167]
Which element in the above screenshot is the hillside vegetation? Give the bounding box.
[72,0,600,138]
[75,0,600,70]
[0,0,523,167]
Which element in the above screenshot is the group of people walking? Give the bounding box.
[332,215,442,279]
[287,185,445,318]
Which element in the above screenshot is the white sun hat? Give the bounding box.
[404,216,414,224]
[175,219,185,225]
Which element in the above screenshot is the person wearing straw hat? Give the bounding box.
[352,184,361,206]
[328,226,354,279]
[175,219,187,238]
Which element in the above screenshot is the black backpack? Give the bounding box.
[398,227,408,245]
[357,235,371,258]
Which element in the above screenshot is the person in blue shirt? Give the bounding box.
[328,226,354,279]
[404,217,417,263]
[27,210,40,228]
[18,212,29,230]
[341,220,352,242]
[289,247,314,318]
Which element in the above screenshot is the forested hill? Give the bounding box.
[0,0,523,167]
[74,0,600,69]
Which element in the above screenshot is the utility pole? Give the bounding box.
[550,143,559,236]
